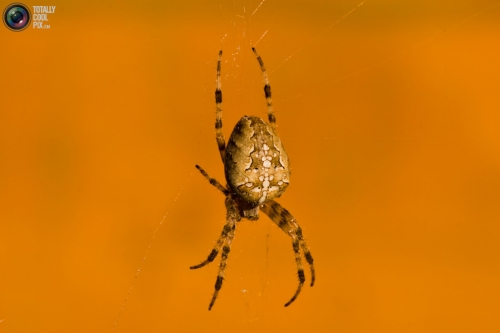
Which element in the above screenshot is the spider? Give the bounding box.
[191,48,315,310]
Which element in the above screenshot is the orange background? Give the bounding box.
[1,0,499,332]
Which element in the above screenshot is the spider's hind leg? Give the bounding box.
[208,215,236,310]
[190,192,241,310]
[261,200,315,307]
[190,222,231,270]
[206,196,240,310]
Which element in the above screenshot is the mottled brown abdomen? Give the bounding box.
[224,116,290,205]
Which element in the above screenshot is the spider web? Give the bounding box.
[112,0,500,329]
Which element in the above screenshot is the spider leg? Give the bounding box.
[215,50,226,162]
[190,222,231,270]
[261,200,315,307]
[191,194,241,310]
[252,47,276,130]
[195,165,228,195]
[208,218,236,310]
[207,196,240,310]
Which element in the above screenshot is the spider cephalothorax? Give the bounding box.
[191,48,315,310]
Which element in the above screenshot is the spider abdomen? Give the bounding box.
[224,116,290,205]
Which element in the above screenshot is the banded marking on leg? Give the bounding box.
[252,47,276,129]
[195,165,228,195]
[190,223,232,270]
[261,200,315,306]
[284,236,305,307]
[297,227,315,286]
[215,50,226,162]
[208,219,236,310]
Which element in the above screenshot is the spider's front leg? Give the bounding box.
[252,47,276,129]
[215,50,226,162]
[261,200,315,307]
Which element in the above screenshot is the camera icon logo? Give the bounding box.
[3,3,31,32]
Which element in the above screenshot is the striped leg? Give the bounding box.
[252,47,276,129]
[191,195,241,310]
[208,196,240,310]
[190,221,232,270]
[195,164,228,195]
[208,217,236,310]
[215,50,226,162]
[261,200,315,307]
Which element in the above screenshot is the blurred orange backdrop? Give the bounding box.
[1,0,499,332]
